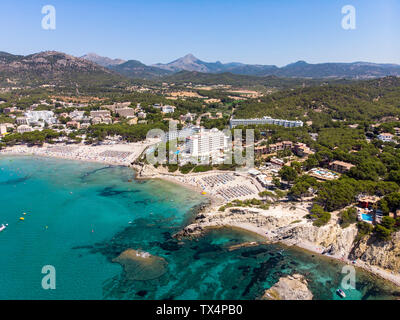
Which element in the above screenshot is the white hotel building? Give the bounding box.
[25,110,57,126]
[185,128,230,158]
[230,116,303,129]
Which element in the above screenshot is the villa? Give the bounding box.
[180,113,196,122]
[378,132,394,142]
[138,112,147,119]
[357,195,380,209]
[162,105,176,114]
[356,195,381,224]
[66,121,81,129]
[329,160,355,174]
[293,142,313,157]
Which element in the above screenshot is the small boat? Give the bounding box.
[0,224,6,232]
[336,289,346,298]
[19,217,25,221]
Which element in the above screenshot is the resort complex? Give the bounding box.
[230,116,304,129]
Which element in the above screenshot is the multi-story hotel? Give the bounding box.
[186,128,229,157]
[230,116,303,129]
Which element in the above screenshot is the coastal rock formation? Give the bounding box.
[350,232,400,272]
[261,274,313,300]
[174,225,205,240]
[272,221,358,258]
[175,203,400,287]
[178,205,358,258]
[113,249,168,281]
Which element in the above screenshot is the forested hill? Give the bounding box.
[234,76,400,126]
[161,71,339,89]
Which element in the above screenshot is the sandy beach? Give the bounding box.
[0,141,153,166]
[134,164,264,204]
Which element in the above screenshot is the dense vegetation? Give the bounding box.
[235,77,400,128]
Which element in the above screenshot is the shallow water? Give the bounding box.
[0,156,399,300]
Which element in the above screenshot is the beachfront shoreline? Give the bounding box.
[0,141,153,167]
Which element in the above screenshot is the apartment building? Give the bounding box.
[16,117,28,125]
[115,108,135,118]
[254,141,293,155]
[17,125,33,133]
[90,110,111,118]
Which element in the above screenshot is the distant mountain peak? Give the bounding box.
[152,53,209,73]
[183,53,197,60]
[288,60,309,66]
[170,53,201,64]
[81,53,126,67]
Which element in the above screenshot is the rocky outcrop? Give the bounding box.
[178,206,358,258]
[350,232,400,272]
[113,249,168,281]
[272,222,358,258]
[174,224,205,240]
[261,274,313,300]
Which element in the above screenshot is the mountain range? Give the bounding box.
[82,53,400,80]
[1,51,400,88]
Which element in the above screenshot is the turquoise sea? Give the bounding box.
[0,156,399,300]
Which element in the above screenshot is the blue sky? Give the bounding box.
[0,0,399,66]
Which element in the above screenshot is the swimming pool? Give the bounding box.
[362,214,374,222]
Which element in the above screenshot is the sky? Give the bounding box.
[0,0,399,66]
